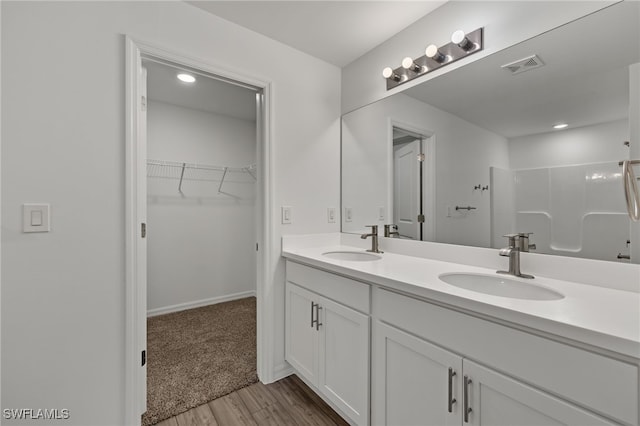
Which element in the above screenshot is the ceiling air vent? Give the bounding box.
[501,54,545,75]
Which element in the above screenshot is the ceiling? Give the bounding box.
[187,1,446,67]
[144,59,258,121]
[403,2,638,138]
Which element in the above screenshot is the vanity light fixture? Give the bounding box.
[382,67,404,82]
[425,44,448,63]
[177,73,196,83]
[383,27,484,90]
[553,123,569,129]
[402,57,425,73]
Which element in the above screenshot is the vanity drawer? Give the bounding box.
[286,260,370,314]
[375,288,639,425]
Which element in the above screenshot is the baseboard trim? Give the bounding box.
[267,362,294,384]
[147,290,256,317]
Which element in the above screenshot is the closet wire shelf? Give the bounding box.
[147,159,256,193]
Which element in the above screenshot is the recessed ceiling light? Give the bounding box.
[177,73,196,83]
[553,123,568,129]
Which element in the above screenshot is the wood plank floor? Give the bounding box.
[155,375,350,426]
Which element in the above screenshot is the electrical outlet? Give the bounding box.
[378,206,385,221]
[345,207,353,222]
[327,207,336,223]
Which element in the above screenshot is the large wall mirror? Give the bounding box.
[342,1,640,263]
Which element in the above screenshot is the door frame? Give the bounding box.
[388,119,436,241]
[124,36,273,425]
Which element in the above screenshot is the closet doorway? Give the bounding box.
[142,58,260,424]
[125,37,272,426]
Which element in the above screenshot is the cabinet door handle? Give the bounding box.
[463,375,472,423]
[310,302,317,328]
[315,305,322,330]
[448,367,457,413]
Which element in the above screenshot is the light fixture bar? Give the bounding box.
[384,27,484,90]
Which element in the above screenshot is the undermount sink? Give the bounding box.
[322,251,382,261]
[439,273,564,301]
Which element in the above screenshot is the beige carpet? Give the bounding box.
[142,297,258,426]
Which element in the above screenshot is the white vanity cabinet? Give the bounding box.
[285,261,370,426]
[374,321,614,425]
[373,287,637,426]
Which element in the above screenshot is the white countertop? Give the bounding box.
[283,241,640,359]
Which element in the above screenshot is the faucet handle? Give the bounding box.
[518,232,536,252]
[384,224,398,237]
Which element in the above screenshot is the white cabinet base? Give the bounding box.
[285,268,370,426]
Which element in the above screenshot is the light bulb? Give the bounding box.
[553,123,569,129]
[425,45,447,63]
[451,30,466,45]
[451,30,474,51]
[177,73,196,83]
[402,57,422,73]
[382,67,403,82]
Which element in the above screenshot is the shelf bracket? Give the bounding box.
[178,162,186,194]
[245,166,257,181]
[218,167,229,193]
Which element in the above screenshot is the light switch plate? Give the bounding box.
[327,207,336,223]
[281,206,292,224]
[345,207,353,222]
[23,203,50,233]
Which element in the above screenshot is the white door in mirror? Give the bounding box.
[23,203,50,232]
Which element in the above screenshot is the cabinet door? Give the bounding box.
[318,296,370,426]
[372,321,462,426]
[285,282,318,385]
[463,360,615,426]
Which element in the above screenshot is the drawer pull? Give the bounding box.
[311,302,317,328]
[448,367,457,413]
[464,375,472,423]
[316,305,322,330]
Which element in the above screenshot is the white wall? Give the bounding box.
[146,100,256,313]
[1,2,340,425]
[342,1,615,113]
[509,119,629,169]
[342,93,507,248]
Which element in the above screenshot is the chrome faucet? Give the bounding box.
[384,224,400,238]
[361,225,383,253]
[497,234,534,279]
